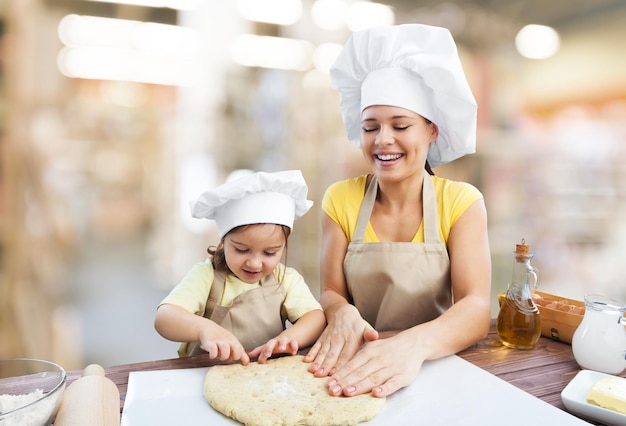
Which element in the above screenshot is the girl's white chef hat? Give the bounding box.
[330,24,477,167]
[190,170,313,238]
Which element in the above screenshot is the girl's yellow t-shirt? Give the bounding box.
[160,260,321,323]
[159,260,322,357]
[322,174,483,244]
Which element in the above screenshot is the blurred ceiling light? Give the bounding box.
[58,15,200,59]
[58,46,201,86]
[230,34,313,71]
[236,0,303,25]
[515,24,560,59]
[313,42,343,74]
[84,0,202,10]
[311,0,348,31]
[57,15,202,85]
[346,1,395,32]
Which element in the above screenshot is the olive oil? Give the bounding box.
[497,296,541,349]
[496,239,541,350]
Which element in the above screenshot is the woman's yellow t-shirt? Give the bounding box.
[322,174,483,244]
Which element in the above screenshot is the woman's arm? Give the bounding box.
[326,199,491,397]
[304,213,378,376]
[154,303,250,364]
[418,197,492,357]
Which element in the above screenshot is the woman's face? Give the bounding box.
[224,224,286,284]
[360,105,438,181]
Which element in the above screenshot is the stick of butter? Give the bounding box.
[587,376,626,415]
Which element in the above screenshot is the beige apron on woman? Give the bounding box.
[185,272,287,356]
[344,170,452,331]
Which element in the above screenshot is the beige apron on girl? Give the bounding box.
[185,272,287,356]
[344,170,452,331]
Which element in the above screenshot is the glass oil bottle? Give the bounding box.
[496,239,541,350]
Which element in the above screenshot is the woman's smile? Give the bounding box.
[374,152,404,166]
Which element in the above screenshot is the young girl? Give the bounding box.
[155,170,326,366]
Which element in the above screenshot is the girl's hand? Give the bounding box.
[326,331,424,398]
[248,336,299,363]
[304,304,378,378]
[198,327,250,365]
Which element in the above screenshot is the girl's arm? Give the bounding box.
[155,303,250,364]
[248,309,327,363]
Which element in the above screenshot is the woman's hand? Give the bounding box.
[304,304,378,377]
[248,336,299,363]
[326,330,425,398]
[198,326,250,365]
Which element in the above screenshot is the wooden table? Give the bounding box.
[66,321,625,423]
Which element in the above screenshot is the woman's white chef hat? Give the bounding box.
[330,24,477,167]
[190,170,314,239]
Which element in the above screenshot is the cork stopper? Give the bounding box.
[516,238,529,255]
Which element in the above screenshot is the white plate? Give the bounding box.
[561,369,626,426]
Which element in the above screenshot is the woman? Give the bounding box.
[304,24,492,398]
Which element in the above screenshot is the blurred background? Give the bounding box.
[1,0,626,371]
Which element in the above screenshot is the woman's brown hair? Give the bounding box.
[423,116,435,176]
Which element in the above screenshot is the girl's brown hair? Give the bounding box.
[208,224,291,284]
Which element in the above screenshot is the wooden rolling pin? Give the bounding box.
[55,364,120,426]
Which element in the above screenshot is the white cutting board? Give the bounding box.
[121,355,591,425]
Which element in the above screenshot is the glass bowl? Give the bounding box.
[0,358,66,426]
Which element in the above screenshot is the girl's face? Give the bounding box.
[223,224,286,284]
[360,105,438,181]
